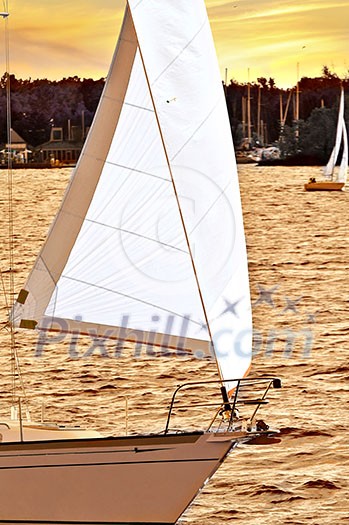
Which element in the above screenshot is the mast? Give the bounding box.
[295,62,300,141]
[242,96,246,138]
[279,89,292,140]
[247,68,251,144]
[257,85,261,143]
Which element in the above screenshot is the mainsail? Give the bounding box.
[324,86,348,183]
[12,0,252,388]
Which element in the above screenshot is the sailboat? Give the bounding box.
[304,86,348,191]
[1,1,281,523]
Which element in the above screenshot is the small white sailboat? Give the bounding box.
[305,86,348,191]
[1,1,281,523]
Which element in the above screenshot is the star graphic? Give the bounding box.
[220,298,241,317]
[208,297,242,325]
[253,284,279,308]
[282,296,303,314]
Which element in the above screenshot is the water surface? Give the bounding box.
[0,165,348,524]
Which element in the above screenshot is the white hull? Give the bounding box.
[0,431,240,524]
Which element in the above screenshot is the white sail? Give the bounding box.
[12,0,252,388]
[337,117,348,183]
[324,87,345,179]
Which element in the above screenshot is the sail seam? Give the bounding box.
[58,275,204,327]
[189,180,234,239]
[79,153,171,184]
[103,160,170,182]
[100,98,153,114]
[84,219,188,253]
[124,101,154,112]
[119,36,137,45]
[131,0,145,10]
[151,19,207,86]
[171,96,221,162]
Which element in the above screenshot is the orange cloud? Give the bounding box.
[207,0,349,87]
[2,1,349,87]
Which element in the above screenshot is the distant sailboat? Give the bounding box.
[305,86,348,191]
[1,1,281,523]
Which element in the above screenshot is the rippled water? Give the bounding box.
[0,165,348,524]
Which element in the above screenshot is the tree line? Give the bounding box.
[0,74,104,146]
[0,66,348,162]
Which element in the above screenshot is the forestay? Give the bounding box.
[12,0,252,390]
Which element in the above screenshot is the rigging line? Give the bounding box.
[0,324,12,333]
[0,269,10,326]
[1,14,10,311]
[1,3,15,405]
[4,7,17,406]
[5,14,13,302]
[0,269,13,370]
[2,7,30,416]
[128,6,222,383]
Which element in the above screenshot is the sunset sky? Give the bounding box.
[2,0,349,88]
